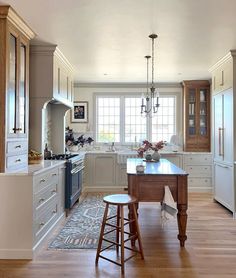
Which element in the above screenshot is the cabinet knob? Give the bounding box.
[52,209,57,214]
[51,189,57,194]
[15,159,21,162]
[39,222,45,227]
[39,198,45,203]
[40,179,45,183]
[52,173,57,176]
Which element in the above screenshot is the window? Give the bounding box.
[95,94,177,144]
[152,97,176,142]
[96,97,120,142]
[125,97,146,143]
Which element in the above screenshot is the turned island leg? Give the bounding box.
[177,204,188,247]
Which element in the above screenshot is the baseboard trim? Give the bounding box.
[0,249,33,259]
[83,186,127,193]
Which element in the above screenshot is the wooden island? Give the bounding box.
[127,158,188,247]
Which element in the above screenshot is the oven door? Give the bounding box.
[65,159,84,210]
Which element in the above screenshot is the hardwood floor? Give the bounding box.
[1,192,236,277]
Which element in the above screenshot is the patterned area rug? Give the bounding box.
[48,194,116,249]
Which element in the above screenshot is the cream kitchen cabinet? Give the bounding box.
[85,153,117,190]
[30,44,74,108]
[161,153,183,168]
[211,56,232,94]
[0,6,35,172]
[183,153,212,192]
[210,51,236,215]
[0,161,65,259]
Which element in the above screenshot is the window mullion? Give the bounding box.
[120,96,125,144]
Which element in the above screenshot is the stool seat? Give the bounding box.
[103,194,137,205]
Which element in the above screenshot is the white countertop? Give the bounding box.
[0,160,65,176]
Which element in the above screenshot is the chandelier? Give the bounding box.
[141,34,160,116]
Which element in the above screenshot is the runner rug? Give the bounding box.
[48,193,116,249]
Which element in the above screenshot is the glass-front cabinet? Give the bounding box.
[183,80,210,152]
[0,5,34,172]
[7,31,28,138]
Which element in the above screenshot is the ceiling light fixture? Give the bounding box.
[141,34,160,116]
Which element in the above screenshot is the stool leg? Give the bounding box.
[116,205,120,254]
[132,203,144,259]
[120,205,125,275]
[95,203,109,265]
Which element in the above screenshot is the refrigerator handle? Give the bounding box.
[218,128,224,157]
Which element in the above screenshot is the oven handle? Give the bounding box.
[71,166,85,175]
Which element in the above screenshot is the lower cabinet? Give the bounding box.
[161,153,183,168]
[214,162,234,211]
[183,153,212,192]
[0,163,65,259]
[85,153,117,190]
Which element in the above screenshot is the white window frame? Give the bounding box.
[94,92,181,145]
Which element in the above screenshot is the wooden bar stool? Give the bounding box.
[95,194,144,275]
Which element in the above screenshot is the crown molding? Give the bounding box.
[209,50,236,72]
[74,82,182,88]
[0,5,35,40]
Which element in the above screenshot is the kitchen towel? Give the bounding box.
[161,185,177,226]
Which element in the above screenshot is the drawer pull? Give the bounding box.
[39,222,45,227]
[40,179,46,183]
[52,173,57,177]
[15,159,21,162]
[51,189,57,194]
[39,198,45,203]
[190,167,192,170]
[52,209,57,214]
[15,145,21,149]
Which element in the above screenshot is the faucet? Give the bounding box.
[110,142,115,152]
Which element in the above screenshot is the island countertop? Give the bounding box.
[127,158,187,175]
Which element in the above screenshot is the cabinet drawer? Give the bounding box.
[188,177,212,188]
[184,154,212,165]
[34,197,58,243]
[185,165,211,177]
[34,182,58,211]
[7,140,28,154]
[6,154,28,169]
[34,168,59,193]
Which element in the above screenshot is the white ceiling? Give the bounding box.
[1,0,236,84]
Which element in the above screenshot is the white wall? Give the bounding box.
[65,83,183,142]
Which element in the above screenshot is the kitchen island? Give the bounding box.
[127,158,188,247]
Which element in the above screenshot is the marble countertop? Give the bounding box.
[0,160,65,176]
[127,158,187,175]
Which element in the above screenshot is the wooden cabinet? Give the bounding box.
[183,80,211,152]
[0,6,35,172]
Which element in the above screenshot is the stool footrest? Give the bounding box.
[106,214,117,221]
[98,255,122,266]
[103,228,117,236]
[100,243,116,253]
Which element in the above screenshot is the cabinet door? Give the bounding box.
[94,155,116,186]
[214,163,233,211]
[7,33,17,136]
[223,90,233,164]
[18,40,27,136]
[213,93,223,161]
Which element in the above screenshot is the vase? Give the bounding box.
[152,151,161,161]
[145,153,152,161]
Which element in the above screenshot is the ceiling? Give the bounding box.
[1,0,236,84]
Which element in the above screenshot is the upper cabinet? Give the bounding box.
[211,55,233,94]
[182,80,211,152]
[0,5,35,172]
[30,45,74,108]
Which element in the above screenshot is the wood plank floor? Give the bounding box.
[1,192,236,278]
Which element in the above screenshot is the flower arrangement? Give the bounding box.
[65,127,94,147]
[137,140,165,158]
